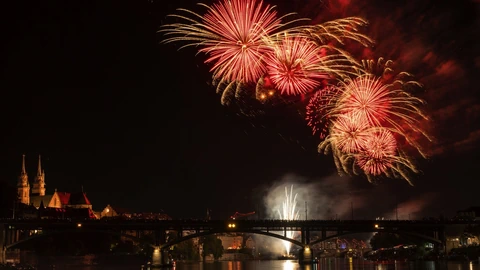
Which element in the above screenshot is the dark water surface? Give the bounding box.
[14,255,480,270]
[173,259,478,270]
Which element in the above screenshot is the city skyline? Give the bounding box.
[1,0,479,219]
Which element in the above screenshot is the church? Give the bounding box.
[16,155,96,219]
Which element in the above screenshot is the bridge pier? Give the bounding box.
[151,247,171,268]
[0,224,5,264]
[298,245,314,265]
[151,229,171,268]
[152,247,162,267]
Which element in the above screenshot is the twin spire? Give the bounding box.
[19,154,46,196]
[20,154,43,176]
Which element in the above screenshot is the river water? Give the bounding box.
[174,259,477,270]
[10,255,480,270]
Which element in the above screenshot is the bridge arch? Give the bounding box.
[308,230,442,247]
[6,229,156,250]
[162,229,305,250]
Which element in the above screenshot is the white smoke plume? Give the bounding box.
[263,173,366,220]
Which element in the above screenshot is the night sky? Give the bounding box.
[1,0,479,219]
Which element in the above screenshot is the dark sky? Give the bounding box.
[1,0,479,219]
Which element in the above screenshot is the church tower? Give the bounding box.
[32,155,46,196]
[17,154,30,205]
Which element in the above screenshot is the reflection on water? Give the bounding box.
[14,255,480,270]
[283,260,296,270]
[169,259,479,270]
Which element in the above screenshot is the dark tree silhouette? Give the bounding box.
[202,235,224,260]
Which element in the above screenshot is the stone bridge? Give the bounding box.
[0,219,476,266]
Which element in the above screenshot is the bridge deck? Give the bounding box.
[0,218,471,231]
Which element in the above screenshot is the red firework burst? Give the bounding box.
[356,129,397,176]
[200,0,282,83]
[161,0,286,83]
[330,112,372,154]
[335,75,391,127]
[265,36,329,95]
[305,86,337,139]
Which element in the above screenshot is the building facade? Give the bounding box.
[15,155,93,212]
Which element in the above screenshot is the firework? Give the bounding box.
[263,35,329,95]
[160,0,306,83]
[305,86,338,139]
[329,112,373,154]
[334,75,392,127]
[358,58,433,158]
[355,129,397,176]
[161,0,374,103]
[262,34,366,97]
[277,185,300,255]
[357,146,419,186]
[317,68,429,184]
[331,74,428,152]
[317,112,373,177]
[160,0,433,185]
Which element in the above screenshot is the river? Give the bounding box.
[7,254,480,270]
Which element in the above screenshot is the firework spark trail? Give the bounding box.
[302,17,374,47]
[277,185,300,255]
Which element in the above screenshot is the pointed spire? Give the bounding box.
[21,154,26,174]
[37,155,42,176]
[18,154,30,205]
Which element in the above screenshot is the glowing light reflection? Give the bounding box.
[283,260,295,270]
